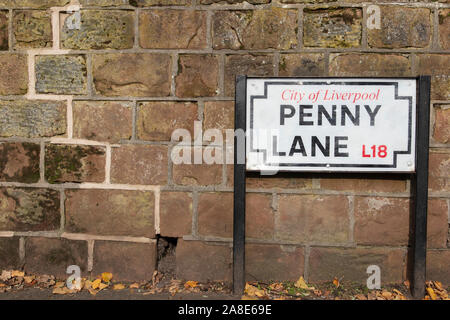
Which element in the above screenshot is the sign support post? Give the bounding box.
[412,75,431,299]
[233,75,247,295]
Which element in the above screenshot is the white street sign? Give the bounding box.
[246,78,416,172]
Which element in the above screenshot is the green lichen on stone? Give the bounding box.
[45,144,105,184]
[61,10,134,50]
[0,0,70,8]
[303,7,362,48]
[129,0,189,6]
[35,55,87,95]
[0,187,60,231]
[0,100,66,138]
[13,10,52,48]
[0,142,40,183]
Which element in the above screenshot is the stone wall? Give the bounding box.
[0,0,448,285]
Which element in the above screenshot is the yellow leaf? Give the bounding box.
[84,280,92,290]
[129,283,139,289]
[241,295,258,300]
[295,276,311,290]
[101,272,113,283]
[244,283,265,297]
[54,281,65,288]
[332,277,340,288]
[427,287,437,300]
[434,281,444,291]
[91,279,101,290]
[52,287,67,295]
[11,270,24,277]
[184,281,198,289]
[113,284,125,290]
[99,283,108,290]
[381,291,393,300]
[24,276,35,284]
[88,288,98,296]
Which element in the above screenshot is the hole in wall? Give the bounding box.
[156,236,177,280]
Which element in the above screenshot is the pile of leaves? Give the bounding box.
[1,269,448,300]
[241,277,450,300]
[0,269,229,297]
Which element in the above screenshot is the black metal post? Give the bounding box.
[233,75,247,295]
[412,75,431,299]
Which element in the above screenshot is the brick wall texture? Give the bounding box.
[0,0,449,285]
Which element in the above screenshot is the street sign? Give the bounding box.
[246,78,416,172]
[233,76,431,299]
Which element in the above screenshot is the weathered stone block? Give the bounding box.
[0,54,28,95]
[25,237,87,278]
[203,101,234,134]
[224,54,274,97]
[198,192,232,238]
[139,10,206,49]
[0,187,60,231]
[246,244,304,281]
[172,148,223,186]
[309,247,406,283]
[277,195,349,243]
[303,8,362,48]
[197,192,275,239]
[137,101,197,141]
[202,0,268,3]
[0,237,20,269]
[427,250,450,285]
[439,9,450,50]
[0,100,66,138]
[0,0,70,8]
[45,144,106,184]
[130,0,189,5]
[111,145,168,185]
[35,55,87,95]
[176,240,231,282]
[61,10,134,50]
[73,101,133,143]
[93,53,171,97]
[0,10,8,50]
[13,10,52,48]
[429,151,450,192]
[0,142,40,183]
[175,55,219,97]
[417,55,450,100]
[427,199,448,249]
[433,105,450,144]
[160,192,192,237]
[65,189,155,237]
[368,6,431,48]
[213,8,298,50]
[354,197,410,246]
[320,177,406,193]
[80,0,129,6]
[329,53,411,77]
[279,54,326,77]
[93,241,157,282]
[246,193,274,240]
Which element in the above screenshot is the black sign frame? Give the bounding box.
[233,75,431,299]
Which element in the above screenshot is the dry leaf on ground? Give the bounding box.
[101,272,113,283]
[113,284,125,290]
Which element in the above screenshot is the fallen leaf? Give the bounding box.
[24,276,35,284]
[113,284,125,290]
[403,280,410,289]
[88,288,98,296]
[84,280,92,290]
[54,281,65,288]
[101,272,113,283]
[129,283,140,289]
[11,270,24,277]
[241,295,258,300]
[91,279,101,290]
[184,281,198,289]
[426,287,437,300]
[355,294,367,300]
[434,281,444,291]
[99,283,108,290]
[295,276,312,290]
[381,291,393,300]
[0,270,12,281]
[332,277,340,288]
[244,283,265,297]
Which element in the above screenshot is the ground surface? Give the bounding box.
[0,269,448,300]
